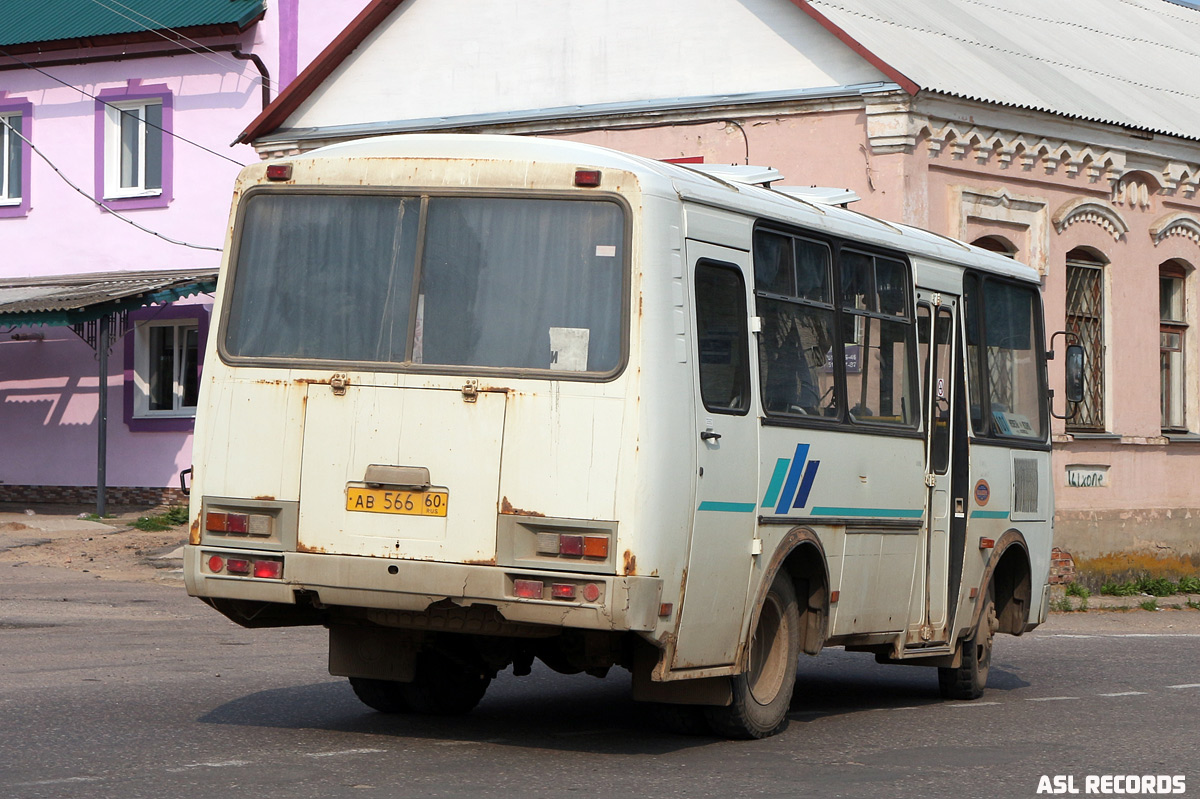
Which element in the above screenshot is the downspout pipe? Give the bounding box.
[233,50,272,112]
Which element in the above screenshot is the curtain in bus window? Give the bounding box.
[418,198,623,372]
[225,194,418,362]
[963,273,986,434]
[984,281,1044,439]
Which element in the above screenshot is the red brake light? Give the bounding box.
[226,514,249,534]
[574,169,601,187]
[551,583,576,600]
[266,163,293,181]
[513,579,543,599]
[253,560,283,579]
[559,535,584,557]
[207,555,225,573]
[226,558,251,575]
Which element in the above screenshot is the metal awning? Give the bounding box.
[0,268,218,327]
[0,268,218,517]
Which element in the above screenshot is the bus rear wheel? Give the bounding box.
[705,572,800,739]
[938,590,997,700]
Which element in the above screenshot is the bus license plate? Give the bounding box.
[346,487,449,517]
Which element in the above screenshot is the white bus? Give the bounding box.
[185,134,1071,739]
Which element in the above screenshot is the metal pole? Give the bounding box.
[96,314,108,518]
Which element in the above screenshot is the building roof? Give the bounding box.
[237,0,1200,145]
[0,0,264,52]
[0,268,217,327]
[801,0,1200,142]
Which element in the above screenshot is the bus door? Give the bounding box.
[672,243,759,669]
[914,292,958,645]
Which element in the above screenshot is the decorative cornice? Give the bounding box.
[918,119,1200,198]
[1052,198,1129,240]
[1149,213,1200,247]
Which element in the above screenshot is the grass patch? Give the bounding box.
[1077,551,1200,597]
[1065,582,1091,598]
[1139,598,1159,612]
[1188,600,1200,611]
[132,506,190,532]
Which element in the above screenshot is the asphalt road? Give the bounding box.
[2,565,1198,799]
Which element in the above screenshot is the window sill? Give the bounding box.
[1063,432,1121,440]
[102,192,169,210]
[1165,433,1200,443]
[128,415,196,433]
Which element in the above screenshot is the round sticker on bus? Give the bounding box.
[974,479,990,506]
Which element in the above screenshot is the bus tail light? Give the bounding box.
[551,583,576,600]
[574,169,601,187]
[253,559,283,579]
[582,583,601,603]
[226,558,252,575]
[583,535,609,558]
[532,530,610,559]
[559,535,584,557]
[207,555,225,573]
[513,579,543,599]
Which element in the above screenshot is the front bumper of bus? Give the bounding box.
[183,545,663,633]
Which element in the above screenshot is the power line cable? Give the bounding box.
[2,117,222,252]
[0,45,247,168]
[85,0,271,85]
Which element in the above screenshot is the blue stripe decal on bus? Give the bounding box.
[810,507,925,518]
[760,458,790,508]
[970,510,1010,519]
[793,460,821,509]
[774,443,810,515]
[697,501,758,513]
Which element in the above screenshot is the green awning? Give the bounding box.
[0,0,265,48]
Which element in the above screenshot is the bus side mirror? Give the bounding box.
[1065,344,1085,404]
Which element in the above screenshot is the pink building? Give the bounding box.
[240,0,1200,556]
[0,0,370,509]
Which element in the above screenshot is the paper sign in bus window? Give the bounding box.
[550,327,590,371]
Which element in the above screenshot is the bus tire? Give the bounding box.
[705,572,800,739]
[938,589,997,700]
[400,650,491,715]
[348,677,413,714]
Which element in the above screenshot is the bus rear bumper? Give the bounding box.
[185,546,663,633]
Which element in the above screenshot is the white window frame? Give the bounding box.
[0,111,21,206]
[103,99,163,200]
[133,319,199,418]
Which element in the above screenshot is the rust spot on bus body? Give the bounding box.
[295,542,327,554]
[499,497,545,517]
[623,550,637,576]
[189,518,201,545]
[464,558,497,567]
[252,495,275,501]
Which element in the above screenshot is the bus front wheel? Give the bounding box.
[706,572,801,739]
[938,589,997,700]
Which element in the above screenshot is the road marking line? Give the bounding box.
[1098,691,1147,697]
[1167,683,1200,689]
[166,760,252,772]
[946,701,1001,707]
[16,777,104,786]
[1025,696,1079,702]
[305,748,386,758]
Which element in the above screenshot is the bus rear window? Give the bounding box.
[224,194,625,374]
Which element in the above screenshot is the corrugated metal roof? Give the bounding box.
[0,268,217,326]
[806,0,1200,141]
[0,0,265,48]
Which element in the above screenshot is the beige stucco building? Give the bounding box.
[238,0,1200,556]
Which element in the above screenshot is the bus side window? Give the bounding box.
[753,230,838,419]
[695,261,751,413]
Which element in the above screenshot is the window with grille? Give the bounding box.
[1161,263,1187,431]
[1065,251,1106,431]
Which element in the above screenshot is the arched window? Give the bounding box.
[1161,260,1189,432]
[972,236,1017,258]
[1065,248,1107,431]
